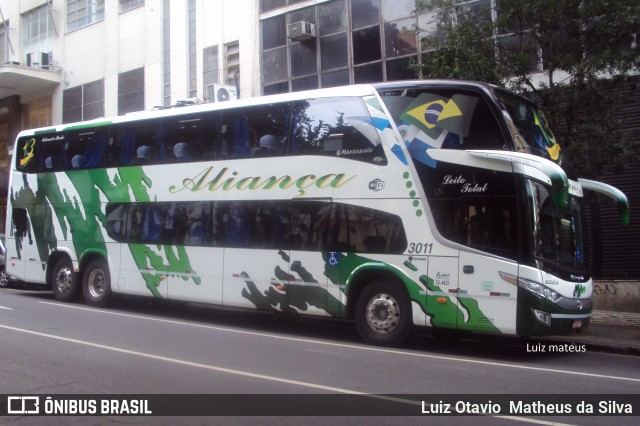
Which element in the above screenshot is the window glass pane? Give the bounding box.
[219,103,291,159]
[321,69,350,88]
[351,0,380,30]
[418,11,439,51]
[63,86,82,124]
[118,68,145,115]
[288,6,315,24]
[262,47,288,84]
[386,56,418,80]
[203,45,219,89]
[421,164,518,258]
[64,126,109,170]
[162,111,220,163]
[354,62,382,83]
[291,97,387,165]
[39,136,66,172]
[290,41,317,77]
[106,200,405,253]
[353,26,381,64]
[320,33,348,71]
[385,18,417,58]
[292,75,318,92]
[382,0,416,22]
[111,119,162,166]
[83,79,103,104]
[318,0,347,36]
[262,15,286,50]
[263,82,289,95]
[261,0,286,13]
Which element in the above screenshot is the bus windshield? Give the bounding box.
[493,90,564,167]
[526,179,588,279]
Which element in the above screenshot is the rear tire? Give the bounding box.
[51,257,79,302]
[0,267,10,288]
[354,279,412,347]
[83,258,111,307]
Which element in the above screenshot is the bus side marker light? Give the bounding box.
[437,297,447,303]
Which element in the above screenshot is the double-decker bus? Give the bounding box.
[5,80,629,346]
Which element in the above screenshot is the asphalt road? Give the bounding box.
[1,287,639,425]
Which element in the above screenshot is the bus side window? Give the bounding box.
[116,119,162,166]
[64,127,109,170]
[163,111,220,163]
[291,97,387,165]
[222,202,250,247]
[106,204,128,241]
[219,103,290,159]
[41,139,66,172]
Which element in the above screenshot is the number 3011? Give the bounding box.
[408,242,433,254]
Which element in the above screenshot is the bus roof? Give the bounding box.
[15,79,530,140]
[15,83,381,139]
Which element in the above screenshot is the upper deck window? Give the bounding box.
[378,87,506,167]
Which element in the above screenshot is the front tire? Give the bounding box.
[83,258,111,307]
[354,279,412,347]
[51,257,79,302]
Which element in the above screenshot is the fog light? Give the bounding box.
[533,309,551,326]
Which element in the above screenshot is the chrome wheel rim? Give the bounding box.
[87,269,105,299]
[55,267,73,295]
[365,293,400,333]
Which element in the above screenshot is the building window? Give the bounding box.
[62,79,104,123]
[22,5,54,63]
[203,45,219,100]
[118,68,144,115]
[120,0,144,12]
[259,0,425,93]
[67,0,105,32]
[225,41,240,86]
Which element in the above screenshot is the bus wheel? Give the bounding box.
[83,258,111,307]
[0,268,10,288]
[52,258,78,302]
[354,279,412,347]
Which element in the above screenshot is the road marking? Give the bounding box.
[39,301,640,384]
[0,305,12,310]
[0,323,572,425]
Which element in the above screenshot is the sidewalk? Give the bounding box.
[541,310,640,355]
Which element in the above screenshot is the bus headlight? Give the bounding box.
[518,278,562,303]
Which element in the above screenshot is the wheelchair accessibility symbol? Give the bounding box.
[328,252,340,266]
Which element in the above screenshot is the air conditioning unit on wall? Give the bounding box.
[288,21,316,42]
[27,51,50,69]
[206,84,237,103]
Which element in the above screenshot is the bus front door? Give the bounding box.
[426,256,459,330]
[458,250,518,335]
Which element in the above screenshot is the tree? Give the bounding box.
[414,0,640,177]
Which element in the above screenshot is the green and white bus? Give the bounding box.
[6,80,629,346]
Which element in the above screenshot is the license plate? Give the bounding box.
[572,319,583,329]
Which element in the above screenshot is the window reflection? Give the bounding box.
[106,200,407,254]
